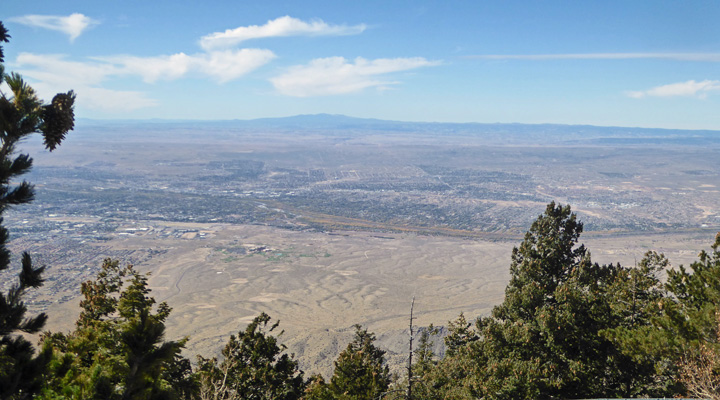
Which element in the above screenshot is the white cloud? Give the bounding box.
[626,80,720,99]
[94,53,194,83]
[466,53,720,62]
[16,53,119,86]
[14,53,156,111]
[12,48,277,110]
[200,16,366,50]
[196,49,277,82]
[95,49,276,83]
[13,80,157,112]
[270,57,440,97]
[9,13,98,42]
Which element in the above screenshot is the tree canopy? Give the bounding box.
[305,325,390,400]
[40,259,194,400]
[419,202,688,399]
[196,312,305,400]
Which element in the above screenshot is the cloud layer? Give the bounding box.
[15,53,157,111]
[627,80,720,99]
[16,48,276,110]
[9,13,97,42]
[10,14,437,112]
[270,57,440,97]
[96,49,276,83]
[200,16,366,50]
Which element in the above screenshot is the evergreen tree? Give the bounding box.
[614,233,720,397]
[40,259,194,400]
[472,202,599,398]
[328,325,391,400]
[404,316,480,399]
[412,325,438,380]
[0,20,75,399]
[379,325,441,400]
[467,203,664,398]
[664,233,720,345]
[600,251,676,395]
[443,314,476,358]
[197,312,305,400]
[302,375,333,400]
[304,325,390,400]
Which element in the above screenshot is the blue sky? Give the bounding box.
[3,1,720,129]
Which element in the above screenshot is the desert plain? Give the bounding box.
[4,116,720,376]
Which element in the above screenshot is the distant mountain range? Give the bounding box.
[76,114,720,146]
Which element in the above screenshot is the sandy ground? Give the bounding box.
[41,222,716,377]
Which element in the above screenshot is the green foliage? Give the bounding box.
[425,202,673,399]
[598,235,720,397]
[389,208,720,399]
[470,203,601,398]
[305,325,390,400]
[665,233,720,344]
[607,251,667,329]
[410,341,477,400]
[405,323,482,400]
[599,251,677,395]
[383,325,440,400]
[610,234,720,396]
[0,20,75,400]
[302,375,333,400]
[330,325,390,399]
[197,312,305,400]
[412,325,438,379]
[443,314,476,358]
[494,202,590,323]
[40,259,195,400]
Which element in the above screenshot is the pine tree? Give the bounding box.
[302,374,333,400]
[304,325,391,400]
[412,325,438,380]
[443,314,476,358]
[664,233,720,345]
[197,312,305,400]
[469,202,663,398]
[406,320,477,400]
[619,233,720,397]
[600,251,675,395]
[0,20,75,399]
[328,325,391,400]
[472,203,596,398]
[40,259,194,400]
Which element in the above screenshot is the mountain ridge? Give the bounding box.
[77,113,720,134]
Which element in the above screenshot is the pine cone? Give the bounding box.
[41,91,75,151]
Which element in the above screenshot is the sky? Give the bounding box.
[2,0,720,129]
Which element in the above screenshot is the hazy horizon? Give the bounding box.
[4,1,720,130]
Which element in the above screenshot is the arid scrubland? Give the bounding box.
[6,118,718,376]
